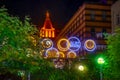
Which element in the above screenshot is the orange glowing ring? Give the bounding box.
[67,51,77,58]
[59,52,65,58]
[57,38,70,51]
[84,39,96,51]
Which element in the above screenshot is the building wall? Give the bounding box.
[111,0,120,33]
[56,1,114,56]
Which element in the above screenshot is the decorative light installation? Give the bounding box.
[41,38,53,49]
[84,39,96,52]
[59,52,65,58]
[67,51,77,58]
[40,11,55,38]
[68,37,81,51]
[57,38,70,51]
[45,48,59,58]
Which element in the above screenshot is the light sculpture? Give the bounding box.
[57,38,70,51]
[41,38,53,49]
[84,39,96,52]
[45,48,59,58]
[59,52,65,58]
[68,37,81,51]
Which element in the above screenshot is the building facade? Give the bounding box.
[56,0,115,56]
[111,0,120,33]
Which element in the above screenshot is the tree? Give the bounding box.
[105,27,120,79]
[0,8,52,79]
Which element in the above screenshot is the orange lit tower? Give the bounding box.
[40,11,55,38]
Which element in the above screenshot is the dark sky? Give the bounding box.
[0,0,99,29]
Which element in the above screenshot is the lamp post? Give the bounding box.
[97,57,105,80]
[78,65,84,71]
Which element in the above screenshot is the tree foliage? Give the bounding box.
[105,27,120,79]
[0,8,52,79]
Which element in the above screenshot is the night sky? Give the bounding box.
[0,0,99,29]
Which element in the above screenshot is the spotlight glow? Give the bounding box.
[78,65,84,71]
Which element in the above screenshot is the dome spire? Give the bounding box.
[46,11,50,18]
[40,11,55,38]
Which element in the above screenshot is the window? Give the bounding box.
[91,28,95,37]
[116,14,120,25]
[102,11,106,21]
[102,28,107,38]
[91,11,95,20]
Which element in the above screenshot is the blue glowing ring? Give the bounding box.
[84,39,96,52]
[45,48,59,58]
[68,37,81,51]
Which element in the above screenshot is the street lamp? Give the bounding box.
[78,65,84,71]
[97,57,105,80]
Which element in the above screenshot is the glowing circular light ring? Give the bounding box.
[41,38,53,49]
[67,51,77,58]
[68,37,81,51]
[57,38,70,51]
[59,52,65,58]
[85,40,94,49]
[45,48,59,58]
[84,39,96,52]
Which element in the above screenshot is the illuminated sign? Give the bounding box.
[84,39,96,52]
[68,37,81,51]
[41,38,53,49]
[45,48,59,58]
[57,38,70,51]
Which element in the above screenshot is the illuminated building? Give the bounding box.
[56,0,115,56]
[40,11,55,38]
[111,0,120,33]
